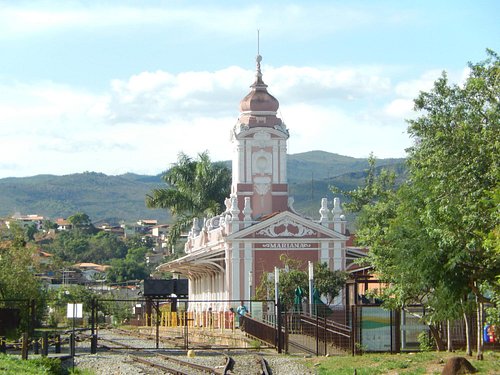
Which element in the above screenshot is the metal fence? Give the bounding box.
[1,297,492,358]
[0,298,93,359]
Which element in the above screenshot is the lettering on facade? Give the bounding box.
[260,243,314,249]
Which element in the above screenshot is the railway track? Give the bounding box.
[228,353,271,375]
[129,355,218,375]
[96,328,272,375]
[129,353,231,375]
[97,330,232,374]
[103,327,186,348]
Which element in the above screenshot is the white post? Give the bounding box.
[274,267,279,323]
[308,261,314,314]
[248,271,253,314]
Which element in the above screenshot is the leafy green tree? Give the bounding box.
[49,229,90,262]
[313,262,347,305]
[0,223,46,333]
[86,231,127,262]
[68,212,95,233]
[146,151,231,248]
[106,259,149,283]
[332,153,397,214]
[337,50,499,356]
[42,219,58,231]
[125,235,154,250]
[46,228,127,263]
[406,49,499,358]
[25,223,38,242]
[483,188,500,327]
[255,255,346,312]
[106,245,150,283]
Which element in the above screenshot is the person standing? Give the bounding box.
[236,301,248,330]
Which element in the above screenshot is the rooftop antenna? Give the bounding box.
[257,29,260,56]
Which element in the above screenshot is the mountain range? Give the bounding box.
[0,151,405,224]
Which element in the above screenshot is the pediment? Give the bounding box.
[227,211,347,241]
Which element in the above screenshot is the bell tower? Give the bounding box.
[231,54,289,220]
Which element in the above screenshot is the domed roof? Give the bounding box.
[239,55,279,113]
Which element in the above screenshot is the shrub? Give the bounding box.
[417,331,435,352]
[30,357,63,375]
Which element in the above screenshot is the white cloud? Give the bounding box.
[4,62,467,178]
[383,98,414,119]
[394,69,443,99]
[267,65,391,102]
[284,103,409,159]
[0,2,416,40]
[105,64,394,125]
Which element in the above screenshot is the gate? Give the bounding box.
[285,311,353,356]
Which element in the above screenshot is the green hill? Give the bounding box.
[0,152,405,224]
[0,172,169,224]
[288,150,403,182]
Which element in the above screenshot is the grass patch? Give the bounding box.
[304,350,500,374]
[0,354,62,374]
[0,354,95,375]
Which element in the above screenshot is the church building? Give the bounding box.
[157,55,350,312]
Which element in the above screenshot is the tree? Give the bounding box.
[87,231,127,262]
[146,151,231,248]
[483,188,500,327]
[68,212,95,233]
[0,223,46,333]
[406,49,499,358]
[313,262,347,305]
[42,219,58,231]
[49,229,90,262]
[46,226,128,263]
[254,255,346,312]
[25,223,38,242]
[337,50,500,355]
[106,245,150,283]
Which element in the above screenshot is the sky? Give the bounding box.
[0,0,498,178]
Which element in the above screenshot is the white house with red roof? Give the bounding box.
[157,55,350,312]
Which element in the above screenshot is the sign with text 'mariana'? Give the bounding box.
[259,242,316,249]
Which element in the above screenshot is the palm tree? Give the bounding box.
[146,151,231,249]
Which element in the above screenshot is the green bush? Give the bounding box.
[0,354,62,375]
[417,331,435,352]
[30,356,63,375]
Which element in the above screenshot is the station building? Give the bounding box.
[157,55,350,312]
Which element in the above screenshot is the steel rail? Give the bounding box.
[156,353,223,374]
[256,354,271,375]
[130,355,191,375]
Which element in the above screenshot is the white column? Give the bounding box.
[321,241,329,265]
[246,141,252,183]
[231,241,241,301]
[188,276,194,310]
[333,241,342,270]
[279,142,287,183]
[244,242,252,300]
[272,143,278,183]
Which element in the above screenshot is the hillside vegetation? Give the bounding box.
[0,151,405,223]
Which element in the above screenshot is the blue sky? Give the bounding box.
[0,0,498,178]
